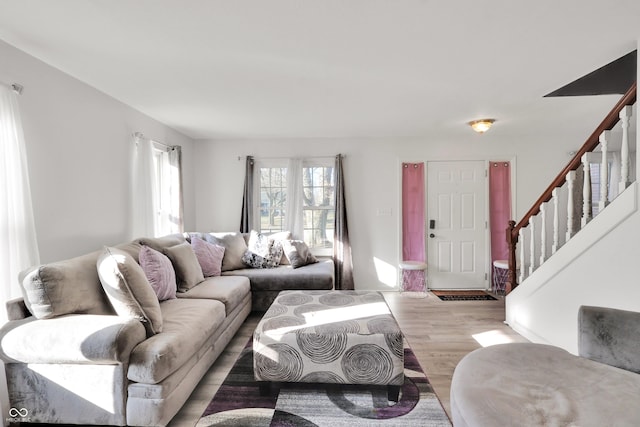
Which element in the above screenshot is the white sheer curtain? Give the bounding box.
[130,133,158,238]
[0,83,40,321]
[285,158,304,239]
[162,146,184,234]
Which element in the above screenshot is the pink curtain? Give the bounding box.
[489,162,511,269]
[402,163,425,262]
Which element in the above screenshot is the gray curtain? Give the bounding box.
[333,154,354,290]
[240,155,255,232]
[168,146,184,233]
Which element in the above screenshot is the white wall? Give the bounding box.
[506,183,640,354]
[193,133,587,291]
[0,40,196,263]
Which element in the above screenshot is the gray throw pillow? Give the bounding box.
[282,240,318,269]
[97,247,163,336]
[205,232,248,271]
[163,242,205,292]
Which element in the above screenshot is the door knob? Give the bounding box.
[429,233,435,238]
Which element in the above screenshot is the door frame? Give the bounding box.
[397,157,517,291]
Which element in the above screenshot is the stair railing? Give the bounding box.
[506,82,637,290]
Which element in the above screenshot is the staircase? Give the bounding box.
[504,82,639,354]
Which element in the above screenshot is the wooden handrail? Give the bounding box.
[506,81,636,290]
[512,81,636,238]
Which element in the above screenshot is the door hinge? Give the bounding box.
[485,273,488,281]
[485,221,488,229]
[485,169,488,177]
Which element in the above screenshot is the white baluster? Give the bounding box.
[566,170,576,241]
[599,131,610,212]
[552,188,560,254]
[519,228,526,283]
[529,218,536,276]
[619,105,632,193]
[539,204,547,265]
[582,154,592,227]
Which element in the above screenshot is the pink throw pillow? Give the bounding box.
[191,237,225,277]
[139,245,177,301]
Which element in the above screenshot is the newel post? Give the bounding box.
[506,220,517,292]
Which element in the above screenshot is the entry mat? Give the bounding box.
[431,290,498,301]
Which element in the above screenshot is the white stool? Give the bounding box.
[399,261,427,298]
[492,260,510,294]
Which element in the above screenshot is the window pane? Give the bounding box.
[301,165,335,252]
[259,166,288,233]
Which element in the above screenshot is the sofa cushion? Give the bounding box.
[139,246,177,301]
[163,243,205,292]
[136,234,186,253]
[114,241,143,262]
[176,275,250,315]
[223,258,334,291]
[97,247,163,336]
[205,232,248,271]
[0,315,146,364]
[191,237,225,277]
[128,298,226,384]
[19,251,114,319]
[578,305,640,374]
[282,240,318,268]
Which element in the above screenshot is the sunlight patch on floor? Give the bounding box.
[472,329,518,347]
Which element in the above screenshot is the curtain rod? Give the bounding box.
[238,154,343,161]
[133,132,178,149]
[11,83,23,95]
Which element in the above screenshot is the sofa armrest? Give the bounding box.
[0,314,147,365]
[578,305,640,374]
[6,297,30,321]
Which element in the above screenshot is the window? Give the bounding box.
[302,164,335,253]
[257,159,335,255]
[259,166,287,234]
[151,143,183,236]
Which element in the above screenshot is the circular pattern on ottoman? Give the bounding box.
[319,293,355,306]
[300,371,346,383]
[254,343,303,382]
[262,316,306,333]
[341,344,394,384]
[296,332,348,363]
[358,292,385,304]
[293,304,328,318]
[278,292,313,306]
[263,304,288,319]
[314,319,361,334]
[367,317,404,358]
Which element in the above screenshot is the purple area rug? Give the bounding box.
[197,339,451,426]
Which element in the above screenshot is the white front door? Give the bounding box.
[427,161,488,289]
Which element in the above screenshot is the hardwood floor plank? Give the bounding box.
[168,292,527,426]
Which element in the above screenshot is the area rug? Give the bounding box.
[431,290,497,301]
[197,338,452,426]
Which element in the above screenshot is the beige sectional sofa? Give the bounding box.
[0,232,334,426]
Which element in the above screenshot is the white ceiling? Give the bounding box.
[0,0,638,140]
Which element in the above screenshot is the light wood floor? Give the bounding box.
[168,291,528,426]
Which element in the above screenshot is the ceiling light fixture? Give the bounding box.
[468,118,495,134]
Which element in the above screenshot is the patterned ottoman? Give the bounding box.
[253,290,404,400]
